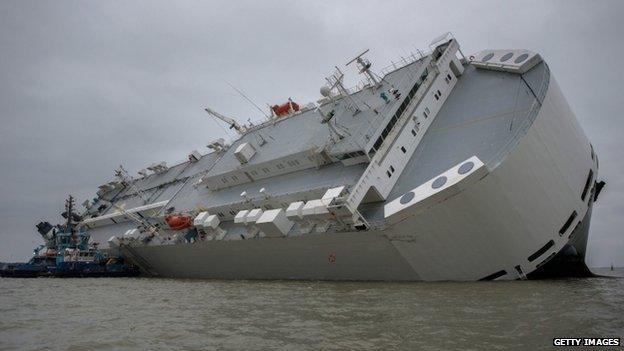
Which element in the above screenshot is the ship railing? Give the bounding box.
[342,49,431,97]
[344,80,372,95]
[379,50,430,77]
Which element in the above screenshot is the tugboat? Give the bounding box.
[0,196,139,278]
[0,247,56,278]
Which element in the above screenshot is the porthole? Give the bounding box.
[400,191,415,204]
[514,53,529,64]
[482,53,495,62]
[458,161,474,175]
[432,176,447,189]
[500,52,514,62]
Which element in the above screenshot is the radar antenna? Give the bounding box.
[346,49,380,86]
[324,67,361,115]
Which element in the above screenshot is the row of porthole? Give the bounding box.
[399,161,475,205]
[481,52,529,64]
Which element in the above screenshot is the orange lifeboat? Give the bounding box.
[271,100,300,117]
[165,215,192,230]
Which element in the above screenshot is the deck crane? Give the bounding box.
[109,201,162,238]
[204,107,246,134]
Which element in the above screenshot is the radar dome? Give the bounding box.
[320,86,331,97]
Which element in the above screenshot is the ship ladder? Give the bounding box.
[122,245,159,276]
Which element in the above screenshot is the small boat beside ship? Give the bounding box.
[0,196,138,278]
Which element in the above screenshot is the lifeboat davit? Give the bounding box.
[271,100,300,117]
[165,215,192,230]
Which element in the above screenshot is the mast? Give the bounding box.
[64,195,78,247]
[346,49,380,87]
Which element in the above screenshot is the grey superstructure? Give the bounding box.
[74,34,604,281]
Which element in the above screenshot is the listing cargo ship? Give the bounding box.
[15,34,606,281]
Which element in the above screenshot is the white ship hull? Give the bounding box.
[124,75,598,281]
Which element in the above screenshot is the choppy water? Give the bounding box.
[1,269,623,351]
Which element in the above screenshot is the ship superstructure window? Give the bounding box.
[387,165,395,178]
[445,74,452,84]
[262,168,270,174]
[231,175,239,181]
[370,73,427,153]
[581,169,593,201]
[276,163,285,170]
[367,66,434,158]
[434,90,442,100]
[250,170,258,176]
[559,211,578,236]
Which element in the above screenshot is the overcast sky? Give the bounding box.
[0,0,622,267]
